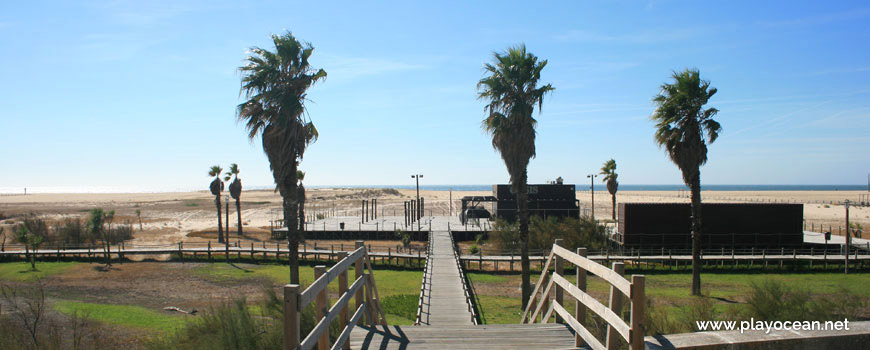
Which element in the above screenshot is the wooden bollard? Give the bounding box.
[314,265,329,350]
[208,241,212,261]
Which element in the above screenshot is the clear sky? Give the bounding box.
[2,1,869,191]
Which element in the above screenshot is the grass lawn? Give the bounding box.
[53,300,190,334]
[468,270,870,326]
[0,261,79,281]
[192,262,423,325]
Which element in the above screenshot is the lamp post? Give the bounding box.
[412,174,423,231]
[845,200,851,274]
[586,174,597,219]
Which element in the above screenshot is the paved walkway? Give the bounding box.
[417,230,474,325]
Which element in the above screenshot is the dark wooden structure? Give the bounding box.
[617,203,804,248]
[491,184,580,222]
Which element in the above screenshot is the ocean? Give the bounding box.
[1,184,866,194]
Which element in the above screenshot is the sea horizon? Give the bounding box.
[1,184,867,194]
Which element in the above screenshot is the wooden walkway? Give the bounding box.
[417,230,474,325]
[349,324,578,349]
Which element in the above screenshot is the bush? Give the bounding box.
[150,287,340,350]
[56,218,89,246]
[469,244,481,255]
[489,216,607,252]
[0,282,115,350]
[744,280,864,322]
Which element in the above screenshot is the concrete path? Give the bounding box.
[417,230,474,325]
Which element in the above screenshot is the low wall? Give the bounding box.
[645,320,870,350]
[288,230,429,242]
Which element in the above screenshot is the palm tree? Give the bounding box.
[237,31,326,284]
[297,169,306,232]
[135,209,142,231]
[225,163,243,237]
[651,68,721,296]
[600,159,619,221]
[477,44,554,308]
[208,165,225,244]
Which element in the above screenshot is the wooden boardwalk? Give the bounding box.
[417,230,474,325]
[349,324,578,349]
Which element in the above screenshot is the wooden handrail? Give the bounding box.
[284,241,385,350]
[523,240,646,350]
[521,251,555,322]
[299,247,365,307]
[552,245,631,297]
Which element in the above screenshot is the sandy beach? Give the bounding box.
[1,188,867,245]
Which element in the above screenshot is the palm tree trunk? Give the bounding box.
[611,194,617,221]
[517,170,531,309]
[216,196,224,244]
[690,172,702,296]
[298,197,305,232]
[236,198,243,236]
[285,161,301,285]
[25,244,33,270]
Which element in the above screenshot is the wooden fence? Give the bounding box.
[283,241,387,350]
[414,232,434,325]
[522,239,645,350]
[450,229,479,325]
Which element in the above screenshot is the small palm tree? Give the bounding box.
[651,68,721,296]
[225,163,243,237]
[477,44,554,308]
[600,159,619,221]
[135,209,142,231]
[208,165,225,243]
[237,31,326,284]
[297,169,306,232]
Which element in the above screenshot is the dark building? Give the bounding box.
[616,203,804,248]
[492,184,579,222]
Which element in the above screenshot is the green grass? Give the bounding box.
[53,301,190,333]
[0,262,79,281]
[183,202,199,207]
[192,263,422,297]
[381,294,418,322]
[468,271,870,325]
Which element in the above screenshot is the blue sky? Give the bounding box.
[1,0,869,191]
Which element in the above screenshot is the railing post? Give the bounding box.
[554,239,564,323]
[364,272,376,326]
[314,265,329,350]
[606,262,625,350]
[355,241,365,325]
[575,247,588,348]
[336,251,350,350]
[630,275,646,350]
[283,284,300,350]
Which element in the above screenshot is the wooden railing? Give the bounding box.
[283,241,387,350]
[449,230,479,325]
[414,231,434,325]
[521,239,645,350]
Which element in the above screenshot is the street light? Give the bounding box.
[845,200,851,274]
[412,174,423,231]
[586,174,597,219]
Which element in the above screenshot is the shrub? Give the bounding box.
[469,244,481,255]
[744,280,865,322]
[150,287,340,350]
[489,216,606,252]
